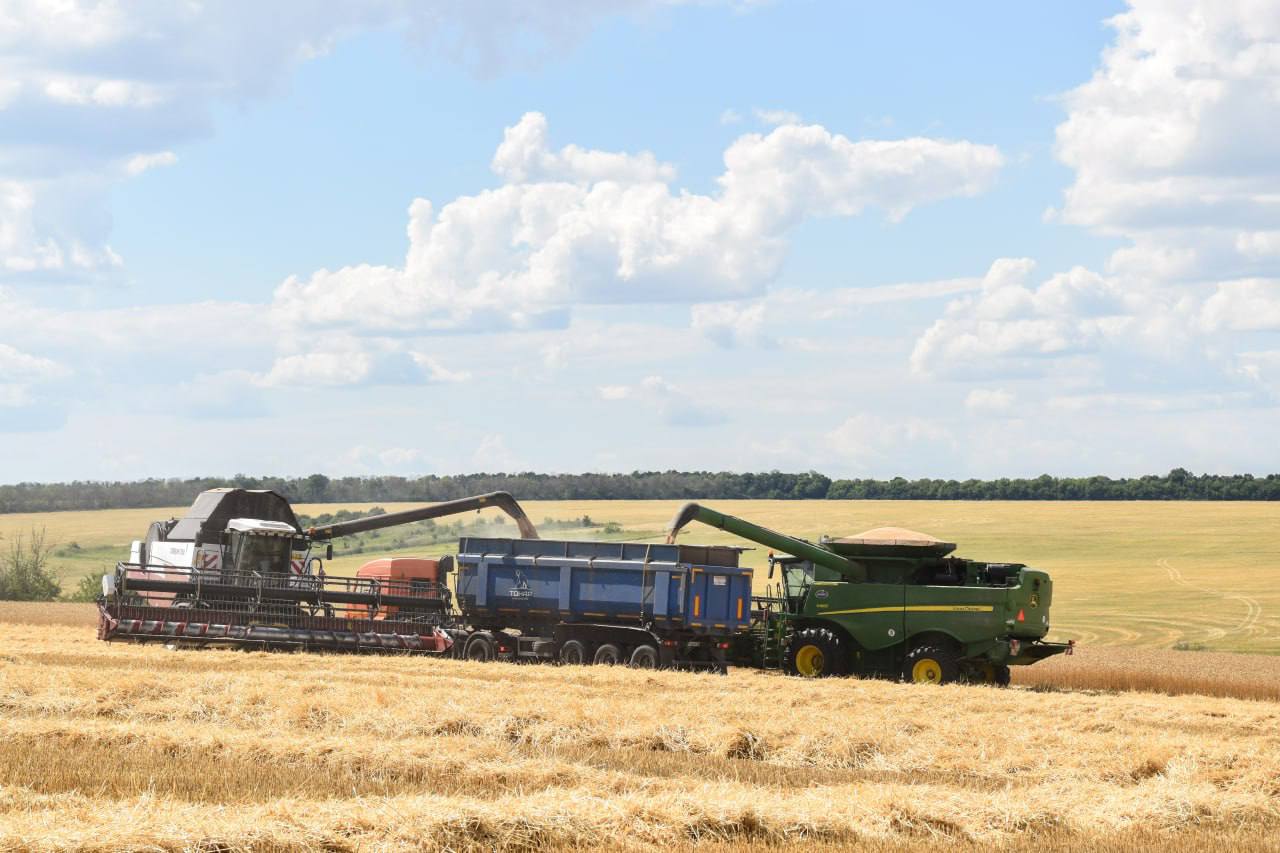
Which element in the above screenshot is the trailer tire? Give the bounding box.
[464,632,496,663]
[902,644,960,685]
[784,628,846,678]
[628,644,658,669]
[559,639,589,665]
[593,643,623,666]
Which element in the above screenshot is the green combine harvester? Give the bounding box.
[666,503,1073,684]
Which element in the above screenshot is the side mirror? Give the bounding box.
[325,544,333,560]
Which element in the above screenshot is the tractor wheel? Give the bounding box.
[902,644,960,685]
[464,632,496,663]
[784,628,847,678]
[628,644,659,669]
[593,643,623,666]
[559,639,589,665]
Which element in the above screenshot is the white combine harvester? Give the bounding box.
[100,488,537,652]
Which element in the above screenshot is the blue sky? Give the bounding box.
[1,0,1278,481]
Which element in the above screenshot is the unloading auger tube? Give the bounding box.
[308,491,539,540]
[665,502,865,582]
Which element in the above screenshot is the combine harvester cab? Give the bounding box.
[99,489,537,654]
[449,536,753,671]
[666,503,1073,685]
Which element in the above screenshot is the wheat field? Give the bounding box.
[2,606,1280,852]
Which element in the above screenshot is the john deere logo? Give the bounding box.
[1029,594,1040,608]
[509,570,533,599]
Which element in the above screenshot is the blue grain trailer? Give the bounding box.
[450,536,753,671]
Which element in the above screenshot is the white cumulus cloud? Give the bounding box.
[0,1,740,281]
[274,112,1003,333]
[1053,0,1280,282]
[599,375,726,426]
[690,300,770,348]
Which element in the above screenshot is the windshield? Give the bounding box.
[233,533,293,575]
[783,560,815,600]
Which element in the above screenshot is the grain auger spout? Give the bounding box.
[308,491,539,541]
[664,501,866,582]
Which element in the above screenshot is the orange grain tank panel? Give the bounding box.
[354,557,441,619]
[356,557,441,584]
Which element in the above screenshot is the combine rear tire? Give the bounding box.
[784,628,847,678]
[628,644,658,669]
[593,643,623,666]
[464,632,496,663]
[902,644,960,685]
[559,639,589,665]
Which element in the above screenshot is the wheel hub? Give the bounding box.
[795,644,824,677]
[911,658,942,683]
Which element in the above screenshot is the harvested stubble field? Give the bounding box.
[3,500,1280,850]
[2,606,1280,851]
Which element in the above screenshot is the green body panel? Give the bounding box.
[806,566,1053,660]
[665,502,1071,676]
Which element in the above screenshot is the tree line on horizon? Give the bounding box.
[1,468,1278,514]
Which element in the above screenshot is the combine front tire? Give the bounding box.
[902,644,960,685]
[784,628,846,678]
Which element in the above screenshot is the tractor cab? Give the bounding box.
[225,519,310,577]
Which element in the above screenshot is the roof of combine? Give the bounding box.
[823,526,957,558]
[168,488,301,543]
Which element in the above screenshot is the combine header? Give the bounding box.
[98,490,537,653]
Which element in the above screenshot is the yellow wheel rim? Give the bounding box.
[911,658,943,683]
[794,644,824,677]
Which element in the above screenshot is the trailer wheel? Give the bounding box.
[784,628,846,678]
[628,644,658,669]
[902,644,960,685]
[559,639,589,665]
[464,632,496,663]
[593,643,623,666]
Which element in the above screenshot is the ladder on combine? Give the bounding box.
[749,589,789,669]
